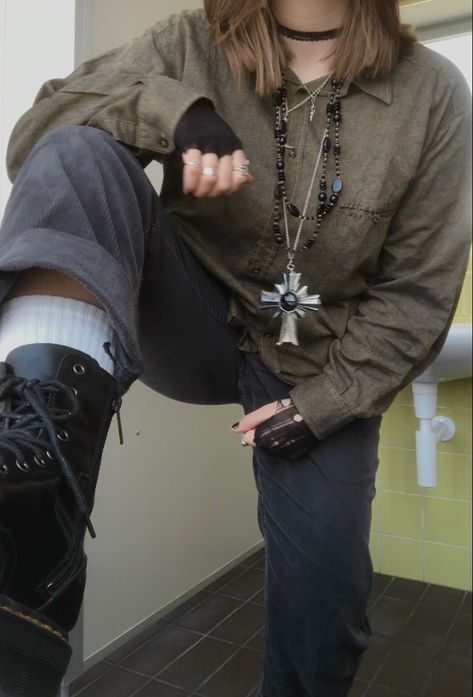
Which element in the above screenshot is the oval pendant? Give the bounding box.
[281,291,299,312]
[332,177,344,194]
[287,203,301,218]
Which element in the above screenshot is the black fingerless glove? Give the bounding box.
[254,399,320,461]
[174,99,243,157]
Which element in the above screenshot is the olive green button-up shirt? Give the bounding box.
[6,9,472,440]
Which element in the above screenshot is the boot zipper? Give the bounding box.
[39,533,85,600]
[103,342,125,446]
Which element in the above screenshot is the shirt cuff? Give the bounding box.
[90,83,211,157]
[289,372,353,441]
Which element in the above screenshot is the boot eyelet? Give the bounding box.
[57,430,70,442]
[73,364,86,376]
[46,451,54,460]
[34,455,47,467]
[70,387,79,397]
[16,459,30,472]
[0,463,8,476]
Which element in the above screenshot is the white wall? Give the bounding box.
[81,0,262,661]
[400,0,470,28]
[0,0,76,212]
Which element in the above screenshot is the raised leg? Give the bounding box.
[0,125,156,697]
[0,123,244,697]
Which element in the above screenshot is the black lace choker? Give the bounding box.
[276,22,342,42]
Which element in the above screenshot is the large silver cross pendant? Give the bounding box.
[260,271,322,346]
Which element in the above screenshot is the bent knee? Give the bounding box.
[34,125,113,156]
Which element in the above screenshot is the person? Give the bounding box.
[0,0,471,695]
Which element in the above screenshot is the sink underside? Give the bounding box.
[415,323,472,383]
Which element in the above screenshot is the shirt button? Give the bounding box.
[159,135,169,148]
[251,267,261,275]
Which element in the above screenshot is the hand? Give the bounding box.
[233,401,281,447]
[233,399,320,461]
[174,99,253,198]
[182,148,254,198]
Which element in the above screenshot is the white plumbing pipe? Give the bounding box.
[416,425,438,487]
[412,383,456,488]
[415,416,456,487]
[413,382,438,419]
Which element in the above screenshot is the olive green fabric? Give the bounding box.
[6,9,472,439]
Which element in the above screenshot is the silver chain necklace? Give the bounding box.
[260,75,344,346]
[286,73,332,121]
[263,121,328,346]
[285,123,329,261]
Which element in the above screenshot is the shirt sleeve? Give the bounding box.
[6,17,212,181]
[289,104,472,441]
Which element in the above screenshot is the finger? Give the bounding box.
[235,401,278,433]
[209,155,233,197]
[242,429,256,447]
[193,153,219,198]
[231,150,254,192]
[182,149,203,195]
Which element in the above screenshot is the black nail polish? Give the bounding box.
[232,422,240,430]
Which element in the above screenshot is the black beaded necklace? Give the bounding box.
[273,75,344,247]
[259,74,345,347]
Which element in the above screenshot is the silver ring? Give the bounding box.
[183,159,202,168]
[202,166,218,177]
[234,160,251,177]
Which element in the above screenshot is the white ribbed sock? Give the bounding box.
[0,295,115,375]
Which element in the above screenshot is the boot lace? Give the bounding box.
[0,367,96,538]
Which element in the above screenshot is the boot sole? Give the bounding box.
[0,594,71,697]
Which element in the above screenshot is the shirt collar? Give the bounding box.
[352,73,393,105]
[285,67,393,105]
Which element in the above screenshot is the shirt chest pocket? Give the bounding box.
[304,202,395,299]
[333,202,393,265]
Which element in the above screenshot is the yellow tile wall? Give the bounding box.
[370,254,472,590]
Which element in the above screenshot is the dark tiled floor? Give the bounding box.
[71,549,472,697]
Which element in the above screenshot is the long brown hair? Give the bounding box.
[203,0,417,96]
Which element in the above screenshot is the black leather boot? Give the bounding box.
[0,343,120,697]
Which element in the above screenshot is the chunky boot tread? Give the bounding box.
[0,595,71,697]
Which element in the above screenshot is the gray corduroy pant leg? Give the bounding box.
[0,124,242,402]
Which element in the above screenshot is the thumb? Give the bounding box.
[234,402,278,433]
